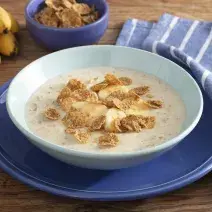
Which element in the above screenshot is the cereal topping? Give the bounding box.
[57,86,71,104]
[35,0,99,28]
[90,82,108,92]
[120,115,143,132]
[89,115,106,131]
[82,12,98,25]
[62,111,90,128]
[113,118,126,133]
[131,86,150,96]
[113,97,138,111]
[67,129,90,144]
[105,74,123,86]
[67,79,86,91]
[59,8,82,28]
[60,97,75,112]
[45,0,64,11]
[71,89,98,102]
[41,73,162,148]
[142,116,156,129]
[107,90,129,101]
[145,100,163,109]
[62,0,76,9]
[35,7,60,27]
[72,3,91,15]
[74,130,90,144]
[98,133,119,148]
[44,108,60,120]
[119,77,132,86]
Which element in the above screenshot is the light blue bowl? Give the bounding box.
[6,45,203,170]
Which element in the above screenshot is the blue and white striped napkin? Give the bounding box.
[116,13,212,100]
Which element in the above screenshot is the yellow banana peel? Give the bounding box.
[0,7,19,33]
[0,31,19,56]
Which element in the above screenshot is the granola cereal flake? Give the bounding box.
[98,133,119,148]
[145,100,163,109]
[105,74,123,86]
[131,86,150,96]
[67,79,86,91]
[119,77,132,86]
[44,108,60,120]
[89,115,106,131]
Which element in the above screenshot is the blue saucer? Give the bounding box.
[0,80,212,201]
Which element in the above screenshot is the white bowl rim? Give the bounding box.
[6,45,204,159]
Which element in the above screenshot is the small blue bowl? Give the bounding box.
[25,0,109,51]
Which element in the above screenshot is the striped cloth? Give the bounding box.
[116,13,212,100]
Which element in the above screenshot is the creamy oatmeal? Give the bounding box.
[25,67,186,153]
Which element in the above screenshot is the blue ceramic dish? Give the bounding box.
[25,0,109,50]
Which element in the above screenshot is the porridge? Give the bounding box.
[25,67,186,153]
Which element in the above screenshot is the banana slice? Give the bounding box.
[125,99,149,116]
[105,108,126,132]
[72,102,108,117]
[0,32,18,56]
[98,85,129,100]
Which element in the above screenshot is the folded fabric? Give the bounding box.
[116,13,212,100]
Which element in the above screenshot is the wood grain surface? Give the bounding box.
[1,0,212,211]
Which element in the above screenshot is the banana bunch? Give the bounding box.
[0,6,19,62]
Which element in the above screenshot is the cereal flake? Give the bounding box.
[113,97,138,111]
[72,3,91,15]
[59,8,82,28]
[62,111,90,128]
[60,97,75,112]
[104,74,123,86]
[45,0,64,11]
[98,133,119,148]
[35,7,59,27]
[130,86,150,96]
[89,115,106,131]
[57,86,71,104]
[145,100,163,109]
[71,89,98,102]
[67,79,86,91]
[90,82,108,92]
[66,129,90,144]
[44,108,60,120]
[119,77,132,86]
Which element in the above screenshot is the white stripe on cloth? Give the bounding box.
[170,46,177,58]
[179,20,199,51]
[152,41,158,54]
[152,17,179,53]
[170,21,199,62]
[160,17,179,43]
[125,19,138,46]
[186,56,192,67]
[201,69,211,89]
[195,29,212,63]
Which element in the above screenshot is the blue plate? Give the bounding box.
[0,80,212,201]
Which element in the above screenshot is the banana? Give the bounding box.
[105,108,126,132]
[125,99,149,116]
[71,102,108,117]
[0,7,19,33]
[0,32,18,56]
[98,85,129,100]
[8,12,19,33]
[0,19,7,33]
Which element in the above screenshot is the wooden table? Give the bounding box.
[1,0,212,211]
